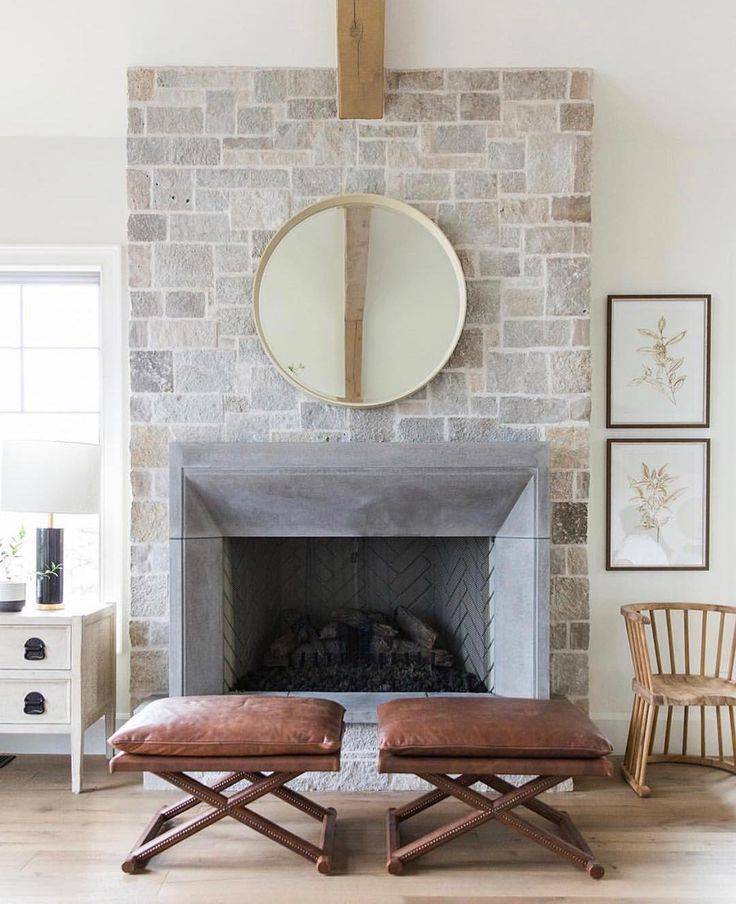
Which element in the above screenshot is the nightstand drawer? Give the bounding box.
[0,678,71,724]
[0,626,71,670]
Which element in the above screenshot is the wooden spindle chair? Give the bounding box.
[621,603,736,796]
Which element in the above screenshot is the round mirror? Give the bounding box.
[254,194,466,407]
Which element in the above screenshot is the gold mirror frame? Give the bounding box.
[253,193,467,408]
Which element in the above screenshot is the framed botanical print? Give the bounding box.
[607,439,710,571]
[607,295,711,427]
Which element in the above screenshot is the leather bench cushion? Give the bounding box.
[378,697,612,759]
[110,695,345,757]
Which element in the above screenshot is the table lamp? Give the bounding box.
[0,441,101,610]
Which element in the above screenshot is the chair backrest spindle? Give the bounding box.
[700,610,708,677]
[683,609,690,675]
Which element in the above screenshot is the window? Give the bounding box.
[0,248,124,621]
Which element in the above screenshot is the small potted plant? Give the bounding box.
[0,525,27,612]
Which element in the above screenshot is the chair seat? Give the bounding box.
[635,674,736,706]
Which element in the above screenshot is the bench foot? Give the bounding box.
[385,773,604,879]
[121,770,337,875]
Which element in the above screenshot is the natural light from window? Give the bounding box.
[0,273,101,603]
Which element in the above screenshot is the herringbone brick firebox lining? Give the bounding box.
[127,66,592,711]
[223,537,495,692]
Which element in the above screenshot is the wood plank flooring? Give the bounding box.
[0,755,734,903]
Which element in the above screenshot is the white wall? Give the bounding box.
[2,0,735,749]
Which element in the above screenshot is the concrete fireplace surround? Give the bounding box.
[162,441,549,789]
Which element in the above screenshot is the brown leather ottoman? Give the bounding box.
[377,696,613,879]
[109,695,344,874]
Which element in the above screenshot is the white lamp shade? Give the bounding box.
[1,441,101,515]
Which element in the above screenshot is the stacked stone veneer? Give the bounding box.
[126,66,593,711]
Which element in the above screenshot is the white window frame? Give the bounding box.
[0,246,128,652]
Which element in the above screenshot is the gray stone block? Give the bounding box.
[300,402,348,430]
[165,291,206,318]
[215,275,250,306]
[130,425,169,468]
[358,140,387,166]
[152,394,223,424]
[502,285,544,317]
[171,137,221,165]
[550,350,591,393]
[130,350,173,392]
[465,280,501,326]
[223,412,271,441]
[525,226,573,254]
[429,372,469,415]
[128,214,167,243]
[154,244,213,288]
[131,573,169,617]
[254,69,288,102]
[231,189,290,229]
[404,172,452,200]
[561,102,594,132]
[486,350,547,394]
[551,651,588,696]
[292,167,342,196]
[574,136,592,193]
[386,70,445,91]
[130,290,162,318]
[446,70,499,91]
[503,319,571,348]
[488,141,525,170]
[499,197,549,224]
[345,168,385,194]
[149,320,218,349]
[397,417,445,442]
[527,134,577,194]
[384,93,457,122]
[348,407,396,442]
[551,502,587,544]
[454,170,497,199]
[274,121,315,149]
[169,213,230,242]
[147,106,203,134]
[128,137,170,165]
[447,328,483,368]
[128,245,151,288]
[429,124,486,153]
[503,70,568,100]
[552,196,591,223]
[288,68,336,97]
[174,349,236,392]
[312,121,357,165]
[152,169,193,210]
[478,250,520,278]
[205,90,235,133]
[237,106,273,135]
[287,98,337,119]
[547,258,591,315]
[127,169,150,210]
[214,243,251,274]
[128,68,155,101]
[130,502,169,544]
[460,92,500,120]
[500,396,568,424]
[250,367,300,410]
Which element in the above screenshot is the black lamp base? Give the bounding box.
[36,527,64,610]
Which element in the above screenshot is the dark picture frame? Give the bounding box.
[607,294,711,428]
[606,438,710,571]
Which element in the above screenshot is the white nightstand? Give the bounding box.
[0,601,116,792]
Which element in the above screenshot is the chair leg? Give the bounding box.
[622,696,653,798]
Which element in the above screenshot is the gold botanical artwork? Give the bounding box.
[631,316,687,404]
[628,462,685,543]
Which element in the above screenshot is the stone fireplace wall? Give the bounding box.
[127,66,592,710]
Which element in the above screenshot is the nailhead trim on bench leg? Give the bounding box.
[384,772,604,880]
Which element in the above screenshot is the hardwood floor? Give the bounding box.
[0,755,734,903]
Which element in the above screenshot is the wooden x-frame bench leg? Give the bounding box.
[122,770,337,875]
[385,773,604,879]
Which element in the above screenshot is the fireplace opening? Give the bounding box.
[223,536,494,695]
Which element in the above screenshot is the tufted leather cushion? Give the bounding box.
[378,697,612,759]
[110,695,345,757]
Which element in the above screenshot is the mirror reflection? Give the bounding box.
[254,195,466,407]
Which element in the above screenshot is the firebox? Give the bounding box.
[224,536,493,695]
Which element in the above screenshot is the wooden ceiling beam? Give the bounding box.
[336,0,385,119]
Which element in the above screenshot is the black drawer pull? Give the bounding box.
[24,637,46,661]
[24,692,46,715]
